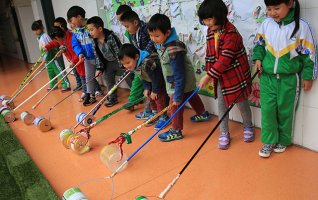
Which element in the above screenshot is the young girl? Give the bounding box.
[46,19,103,102]
[253,0,316,157]
[32,20,70,92]
[198,0,254,150]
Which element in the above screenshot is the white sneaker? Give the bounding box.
[259,144,273,158]
[273,144,286,153]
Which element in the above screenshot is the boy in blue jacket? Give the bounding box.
[148,14,211,142]
[118,44,170,130]
[67,6,104,106]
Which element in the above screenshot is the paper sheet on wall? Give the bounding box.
[181,1,199,21]
[170,3,182,21]
[233,0,253,21]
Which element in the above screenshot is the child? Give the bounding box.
[116,5,133,44]
[118,44,171,129]
[118,8,153,118]
[53,17,82,92]
[86,16,134,106]
[47,26,87,101]
[148,14,211,142]
[68,20,104,101]
[253,0,316,157]
[67,6,105,106]
[31,20,70,92]
[198,0,253,150]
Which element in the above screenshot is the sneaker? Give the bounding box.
[243,127,254,142]
[190,111,211,122]
[273,143,287,153]
[95,90,104,98]
[123,102,135,111]
[135,111,151,120]
[158,128,183,142]
[259,144,273,158]
[104,99,118,107]
[47,87,58,92]
[218,132,230,150]
[79,93,87,102]
[61,88,71,93]
[73,85,81,91]
[83,94,97,106]
[154,115,171,130]
[143,112,159,126]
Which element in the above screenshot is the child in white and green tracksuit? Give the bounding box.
[253,1,317,157]
[32,20,70,91]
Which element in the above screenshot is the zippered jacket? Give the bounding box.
[92,28,122,71]
[72,20,95,60]
[253,9,317,80]
[45,30,85,76]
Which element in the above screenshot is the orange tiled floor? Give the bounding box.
[1,55,318,200]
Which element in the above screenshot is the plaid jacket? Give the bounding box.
[205,19,251,106]
[93,29,122,71]
[130,21,156,53]
[135,53,163,93]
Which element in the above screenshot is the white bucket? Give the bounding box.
[20,111,35,125]
[76,112,95,126]
[62,187,89,200]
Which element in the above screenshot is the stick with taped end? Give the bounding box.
[10,52,46,98]
[110,87,201,177]
[12,57,62,111]
[32,58,84,110]
[157,70,260,199]
[45,75,98,113]
[9,56,57,110]
[74,70,132,129]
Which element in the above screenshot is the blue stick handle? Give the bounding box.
[127,86,200,162]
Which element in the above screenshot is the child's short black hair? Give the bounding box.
[118,44,140,61]
[116,5,132,15]
[87,16,104,29]
[54,17,67,30]
[197,0,228,26]
[67,6,86,20]
[120,10,140,24]
[31,20,43,31]
[147,14,171,35]
[49,26,66,40]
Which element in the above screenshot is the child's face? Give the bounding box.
[69,15,83,27]
[266,1,293,22]
[121,20,139,34]
[68,21,75,30]
[148,29,171,46]
[203,18,222,32]
[33,28,43,36]
[87,24,103,39]
[120,55,139,71]
[54,22,66,32]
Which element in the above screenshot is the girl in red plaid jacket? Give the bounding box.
[198,0,253,150]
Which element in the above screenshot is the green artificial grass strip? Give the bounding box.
[0,116,59,200]
[0,154,23,200]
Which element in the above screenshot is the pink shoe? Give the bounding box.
[61,88,71,93]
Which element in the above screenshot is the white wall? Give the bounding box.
[15,5,40,63]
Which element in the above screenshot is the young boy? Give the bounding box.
[87,16,134,106]
[116,5,147,112]
[120,10,157,120]
[67,6,105,106]
[116,5,133,44]
[148,14,211,142]
[118,44,171,129]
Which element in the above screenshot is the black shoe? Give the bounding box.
[83,94,97,106]
[73,85,81,91]
[104,99,118,107]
